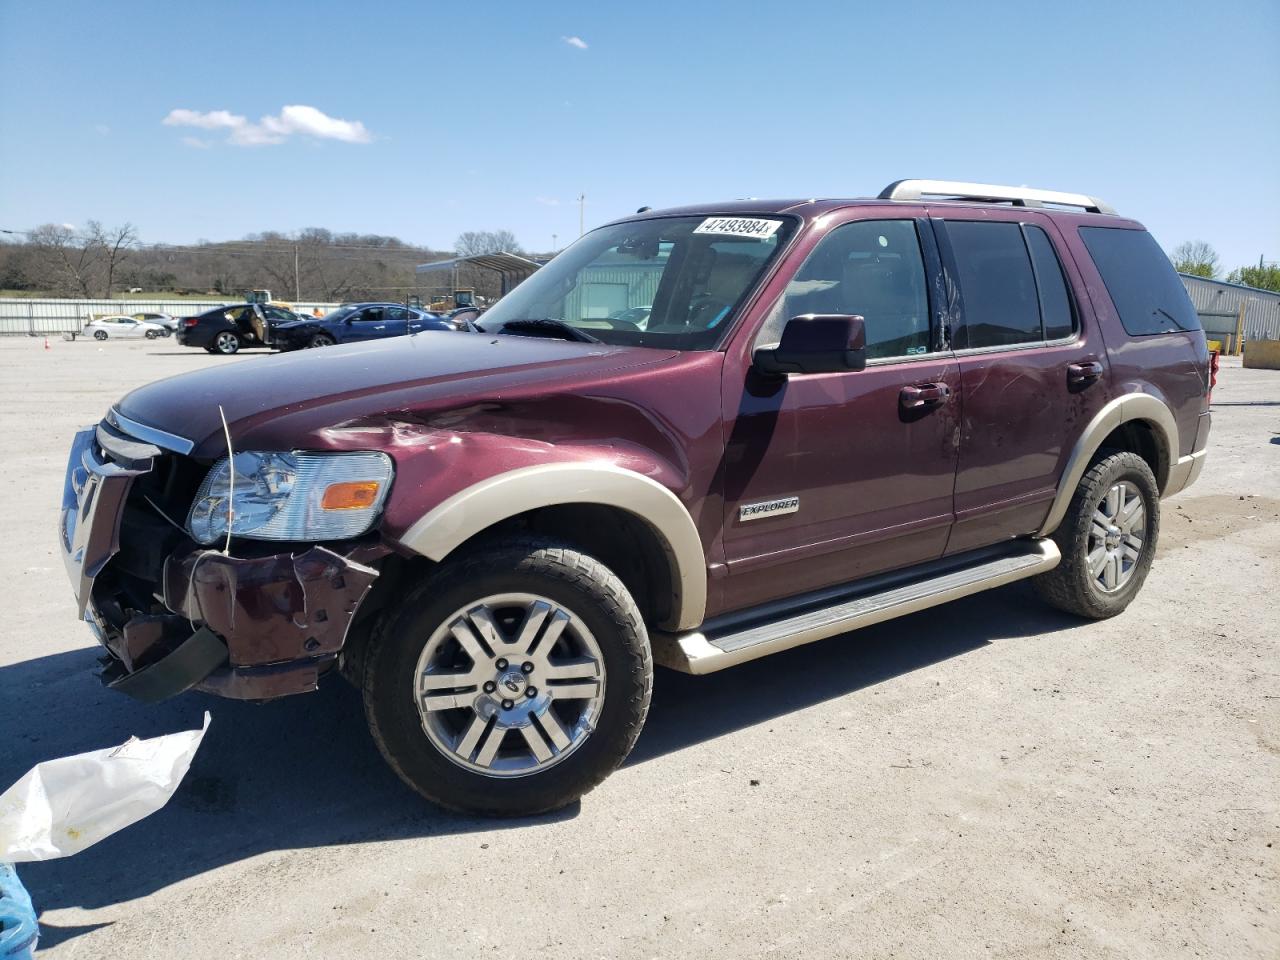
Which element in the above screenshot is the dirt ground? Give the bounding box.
[0,337,1275,960]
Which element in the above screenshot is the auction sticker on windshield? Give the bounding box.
[693,217,783,239]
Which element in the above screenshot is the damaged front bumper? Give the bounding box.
[62,423,386,702]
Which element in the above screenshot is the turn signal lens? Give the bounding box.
[321,481,381,511]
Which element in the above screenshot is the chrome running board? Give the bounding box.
[652,539,1060,675]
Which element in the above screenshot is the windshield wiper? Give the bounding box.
[497,318,600,344]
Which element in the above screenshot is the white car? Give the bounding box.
[84,315,170,340]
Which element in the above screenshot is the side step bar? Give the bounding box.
[652,539,1060,675]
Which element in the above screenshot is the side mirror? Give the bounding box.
[753,314,866,376]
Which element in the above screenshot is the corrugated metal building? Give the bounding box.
[1179,273,1280,348]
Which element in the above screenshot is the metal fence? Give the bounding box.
[0,298,342,336]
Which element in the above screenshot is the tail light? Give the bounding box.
[183,317,199,328]
[1208,350,1220,403]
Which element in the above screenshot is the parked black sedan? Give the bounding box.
[271,302,462,350]
[176,303,300,355]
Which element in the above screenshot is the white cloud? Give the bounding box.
[162,105,372,147]
[561,35,588,49]
[164,108,245,131]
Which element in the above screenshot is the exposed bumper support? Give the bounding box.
[94,544,383,702]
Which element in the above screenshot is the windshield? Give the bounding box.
[479,214,795,349]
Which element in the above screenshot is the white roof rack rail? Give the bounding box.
[879,179,1116,215]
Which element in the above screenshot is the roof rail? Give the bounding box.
[879,179,1116,215]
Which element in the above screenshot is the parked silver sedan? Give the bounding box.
[83,315,170,340]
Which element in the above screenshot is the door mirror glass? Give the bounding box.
[753,314,866,376]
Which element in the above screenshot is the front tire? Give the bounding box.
[144,329,159,340]
[1034,451,1160,619]
[213,331,241,355]
[93,330,107,341]
[307,333,336,348]
[362,537,652,816]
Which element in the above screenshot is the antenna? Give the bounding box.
[218,404,234,555]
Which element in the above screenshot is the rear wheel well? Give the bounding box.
[1092,419,1170,492]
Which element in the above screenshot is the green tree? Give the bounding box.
[1226,263,1280,293]
[1169,240,1219,279]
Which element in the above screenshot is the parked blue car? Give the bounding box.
[272,302,464,350]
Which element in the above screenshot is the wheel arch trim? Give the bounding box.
[1038,393,1179,537]
[397,462,707,631]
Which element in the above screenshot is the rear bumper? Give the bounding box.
[1163,411,1211,497]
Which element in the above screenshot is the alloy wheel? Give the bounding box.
[1087,480,1146,592]
[413,592,606,777]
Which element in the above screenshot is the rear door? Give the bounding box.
[382,306,412,338]
[931,213,1111,553]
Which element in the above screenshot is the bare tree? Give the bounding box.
[455,230,524,256]
[28,224,104,297]
[1170,240,1219,279]
[87,221,138,297]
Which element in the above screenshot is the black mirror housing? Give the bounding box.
[753,314,867,376]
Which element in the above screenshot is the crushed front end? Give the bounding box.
[61,412,388,702]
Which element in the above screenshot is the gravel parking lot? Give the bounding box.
[1,336,1276,959]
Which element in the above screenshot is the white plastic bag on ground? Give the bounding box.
[0,712,210,862]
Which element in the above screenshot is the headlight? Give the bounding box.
[187,451,393,545]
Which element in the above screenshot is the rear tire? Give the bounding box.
[1034,451,1160,619]
[213,331,241,355]
[93,330,107,341]
[362,537,652,816]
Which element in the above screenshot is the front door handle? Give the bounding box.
[900,382,951,410]
[1067,360,1103,387]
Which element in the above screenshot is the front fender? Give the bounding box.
[396,461,707,632]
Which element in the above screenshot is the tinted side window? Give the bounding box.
[1079,227,1200,335]
[759,219,931,359]
[947,221,1041,348]
[1024,226,1074,340]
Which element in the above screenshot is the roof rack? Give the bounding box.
[878,179,1116,215]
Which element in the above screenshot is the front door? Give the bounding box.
[719,216,961,612]
[346,306,387,343]
[930,213,1111,553]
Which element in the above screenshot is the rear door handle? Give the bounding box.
[900,382,951,410]
[1067,360,1103,386]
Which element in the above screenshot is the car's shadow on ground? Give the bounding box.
[2,583,1080,947]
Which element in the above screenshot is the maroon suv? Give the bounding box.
[61,180,1210,815]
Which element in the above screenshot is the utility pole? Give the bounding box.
[578,193,586,237]
[294,244,300,302]
[551,233,558,253]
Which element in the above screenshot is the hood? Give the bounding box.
[116,332,677,457]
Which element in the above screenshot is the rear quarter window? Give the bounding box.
[1079,227,1200,335]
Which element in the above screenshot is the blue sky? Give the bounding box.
[1,0,1276,268]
